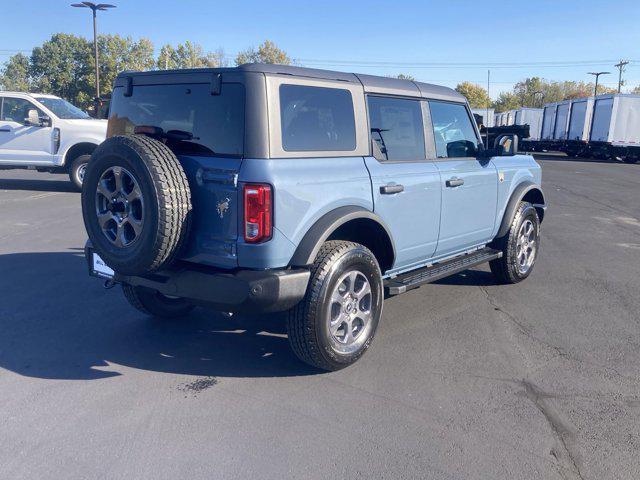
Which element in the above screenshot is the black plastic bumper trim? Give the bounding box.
[85,244,310,313]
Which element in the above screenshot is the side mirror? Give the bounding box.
[25,109,40,126]
[494,134,519,155]
[478,145,505,158]
[446,139,477,158]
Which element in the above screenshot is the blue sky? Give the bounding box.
[2,0,639,97]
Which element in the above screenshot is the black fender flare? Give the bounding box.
[496,181,546,238]
[289,206,396,267]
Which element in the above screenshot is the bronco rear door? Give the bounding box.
[109,72,246,268]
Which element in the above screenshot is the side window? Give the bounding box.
[0,97,41,123]
[280,84,356,152]
[428,101,479,158]
[367,96,425,161]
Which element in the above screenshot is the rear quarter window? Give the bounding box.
[279,84,356,152]
[108,82,245,157]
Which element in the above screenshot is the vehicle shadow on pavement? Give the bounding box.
[0,251,317,381]
[0,178,78,193]
[532,153,627,165]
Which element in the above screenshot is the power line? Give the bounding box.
[1,48,638,69]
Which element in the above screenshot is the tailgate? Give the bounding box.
[178,155,242,268]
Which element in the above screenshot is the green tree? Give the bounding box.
[175,41,207,68]
[205,48,228,68]
[455,81,491,108]
[88,35,155,101]
[396,73,415,81]
[235,40,291,65]
[0,53,32,91]
[30,33,93,106]
[157,44,178,70]
[510,77,617,108]
[493,91,521,112]
[157,42,227,70]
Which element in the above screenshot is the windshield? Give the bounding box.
[34,97,90,119]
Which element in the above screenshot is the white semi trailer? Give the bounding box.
[471,108,495,127]
[553,100,571,141]
[564,97,595,157]
[515,108,543,141]
[588,93,640,163]
[540,103,558,142]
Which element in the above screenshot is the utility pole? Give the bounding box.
[614,60,629,93]
[486,69,490,149]
[71,2,116,111]
[588,71,610,96]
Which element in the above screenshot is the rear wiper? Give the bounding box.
[166,129,200,141]
[133,125,200,141]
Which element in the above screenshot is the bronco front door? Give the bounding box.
[427,100,498,257]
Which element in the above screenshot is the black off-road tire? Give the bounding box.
[122,284,195,318]
[287,241,383,371]
[490,201,540,284]
[81,135,192,276]
[68,154,91,191]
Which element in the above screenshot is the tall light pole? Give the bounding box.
[71,2,116,105]
[588,71,610,96]
[614,60,629,93]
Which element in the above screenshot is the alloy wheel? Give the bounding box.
[327,270,373,353]
[95,166,144,248]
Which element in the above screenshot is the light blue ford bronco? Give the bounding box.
[81,64,546,370]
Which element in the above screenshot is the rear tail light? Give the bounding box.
[243,184,272,243]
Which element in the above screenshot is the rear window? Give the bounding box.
[108,82,244,157]
[280,84,356,152]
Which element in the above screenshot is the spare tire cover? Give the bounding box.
[81,134,192,276]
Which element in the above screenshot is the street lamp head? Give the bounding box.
[71,2,116,10]
[588,71,610,76]
[70,1,116,106]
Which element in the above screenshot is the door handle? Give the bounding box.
[0,128,10,133]
[446,178,464,188]
[380,184,404,194]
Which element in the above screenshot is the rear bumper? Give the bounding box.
[85,244,310,313]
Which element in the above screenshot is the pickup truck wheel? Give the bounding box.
[81,135,192,276]
[68,154,91,190]
[490,202,540,284]
[287,240,383,371]
[122,283,194,318]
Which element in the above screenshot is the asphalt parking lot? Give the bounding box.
[1,155,639,480]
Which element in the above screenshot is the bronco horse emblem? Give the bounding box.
[216,197,231,219]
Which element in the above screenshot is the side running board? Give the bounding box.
[384,247,502,295]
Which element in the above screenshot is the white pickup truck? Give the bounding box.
[0,92,106,189]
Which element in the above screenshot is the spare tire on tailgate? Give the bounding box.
[81,135,192,276]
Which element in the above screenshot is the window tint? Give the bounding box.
[1,97,42,123]
[108,83,245,157]
[367,96,425,161]
[280,84,356,152]
[429,101,479,158]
